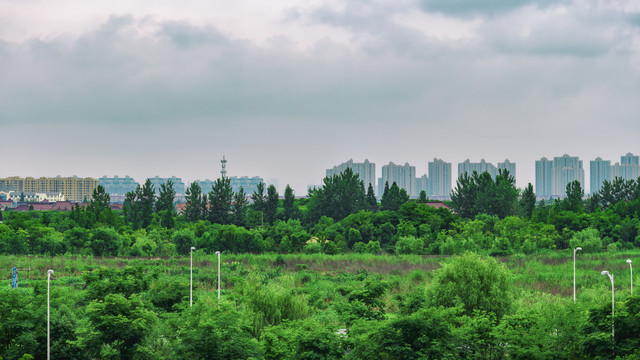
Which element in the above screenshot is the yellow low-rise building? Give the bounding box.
[0,176,97,202]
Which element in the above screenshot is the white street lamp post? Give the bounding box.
[190,247,196,307]
[573,247,582,302]
[601,271,614,338]
[627,259,633,295]
[47,269,54,360]
[215,251,221,302]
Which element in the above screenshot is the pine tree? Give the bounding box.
[366,183,377,207]
[184,182,203,222]
[418,190,428,204]
[232,187,248,226]
[137,179,156,228]
[252,182,266,213]
[283,184,296,220]
[265,184,279,224]
[156,180,176,228]
[519,183,536,218]
[208,177,233,224]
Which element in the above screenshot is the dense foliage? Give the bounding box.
[4,171,640,258]
[1,252,638,360]
[2,171,640,358]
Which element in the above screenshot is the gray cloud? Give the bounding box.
[2,5,640,193]
[419,0,566,18]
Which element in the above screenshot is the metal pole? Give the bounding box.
[601,271,614,339]
[627,259,633,295]
[573,247,582,302]
[190,247,195,307]
[215,251,221,302]
[47,269,54,360]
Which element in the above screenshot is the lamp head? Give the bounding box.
[215,251,220,255]
[576,247,582,251]
[47,269,54,275]
[601,270,609,276]
[190,247,196,250]
[627,259,632,264]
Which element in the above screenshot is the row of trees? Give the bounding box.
[4,170,640,257]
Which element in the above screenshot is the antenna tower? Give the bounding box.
[221,155,227,178]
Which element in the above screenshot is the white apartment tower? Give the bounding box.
[458,159,498,179]
[535,155,584,198]
[378,162,417,197]
[498,159,516,179]
[428,158,452,200]
[326,159,376,191]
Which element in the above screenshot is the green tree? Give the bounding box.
[155,180,176,228]
[381,182,409,211]
[347,308,456,360]
[520,182,536,218]
[74,294,157,359]
[252,182,267,213]
[137,179,156,228]
[418,190,428,204]
[208,177,233,225]
[307,168,367,222]
[556,180,584,213]
[451,172,478,219]
[366,183,377,207]
[88,185,113,226]
[172,228,196,255]
[122,191,138,226]
[176,300,261,360]
[232,186,249,226]
[283,184,296,220]
[89,227,122,256]
[265,184,279,224]
[429,252,513,320]
[452,170,518,219]
[184,182,204,222]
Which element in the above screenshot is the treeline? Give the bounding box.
[2,169,640,256]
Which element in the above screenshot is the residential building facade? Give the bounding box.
[0,176,97,202]
[378,162,417,197]
[326,159,376,192]
[428,158,452,200]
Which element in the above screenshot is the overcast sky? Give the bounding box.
[2,0,640,194]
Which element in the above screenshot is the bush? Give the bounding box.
[428,252,513,320]
[395,236,424,255]
[569,228,603,253]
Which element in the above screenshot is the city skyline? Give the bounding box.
[2,1,640,195]
[4,152,640,196]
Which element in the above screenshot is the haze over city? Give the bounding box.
[2,0,640,194]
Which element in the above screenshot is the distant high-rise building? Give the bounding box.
[416,174,429,198]
[230,177,264,194]
[535,155,584,198]
[498,159,516,179]
[590,153,639,194]
[590,158,611,194]
[552,154,584,197]
[458,159,498,179]
[195,176,264,195]
[535,157,553,198]
[614,153,640,181]
[378,162,417,197]
[428,158,452,200]
[326,159,376,191]
[148,176,186,196]
[99,176,139,197]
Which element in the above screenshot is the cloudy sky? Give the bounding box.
[2,0,640,194]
